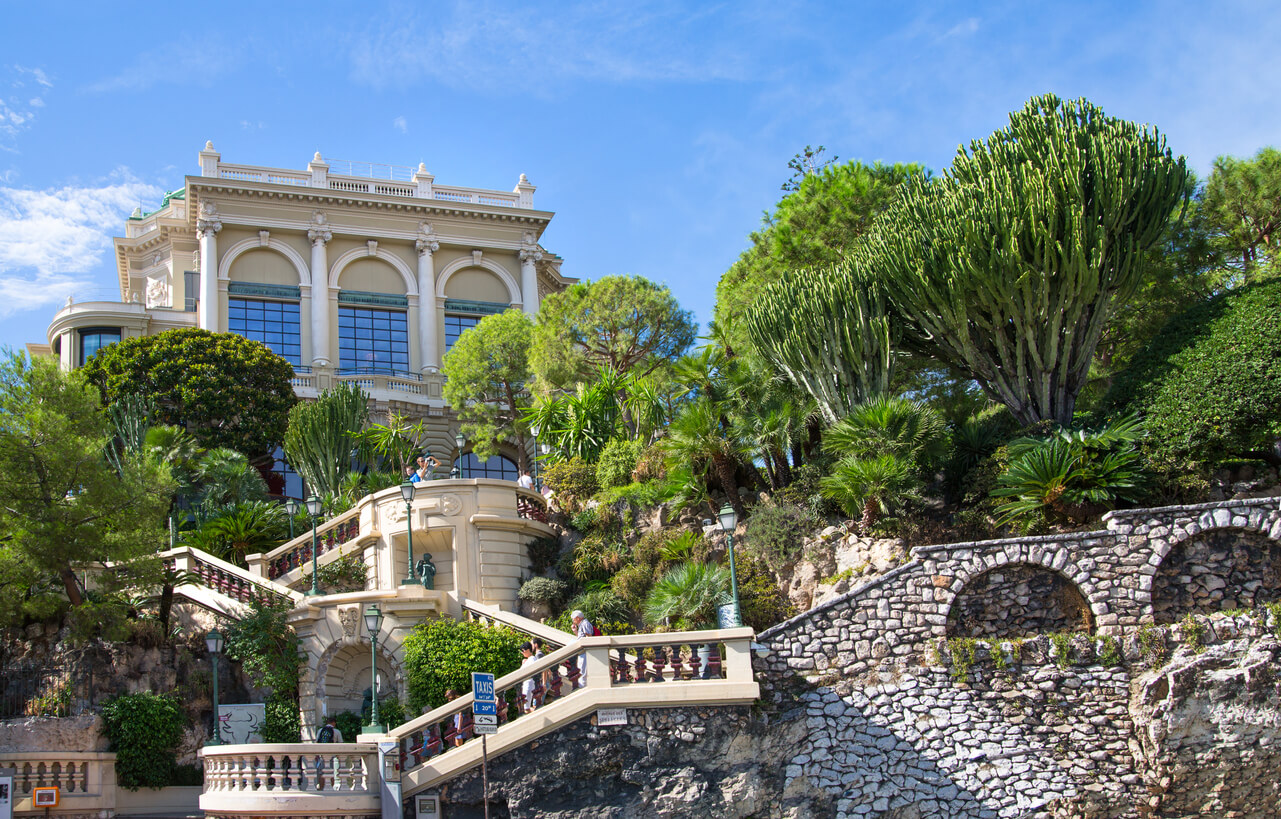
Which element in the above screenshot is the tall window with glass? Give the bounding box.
[339,306,409,374]
[228,298,302,366]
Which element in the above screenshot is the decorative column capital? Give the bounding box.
[416,222,439,256]
[307,211,332,246]
[195,201,222,238]
[519,247,542,263]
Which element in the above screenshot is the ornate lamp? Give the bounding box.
[718,503,742,628]
[364,604,385,733]
[285,497,299,541]
[205,629,224,745]
[305,495,323,597]
[400,480,417,585]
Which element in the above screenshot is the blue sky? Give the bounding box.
[2,1,1279,353]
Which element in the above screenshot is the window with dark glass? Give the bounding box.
[184,271,200,312]
[458,452,519,481]
[228,298,302,365]
[270,446,305,500]
[79,328,120,366]
[444,314,481,352]
[339,306,409,373]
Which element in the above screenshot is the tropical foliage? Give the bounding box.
[283,382,368,499]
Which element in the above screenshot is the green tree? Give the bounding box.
[81,328,297,460]
[643,562,730,630]
[715,160,926,356]
[660,395,747,520]
[400,618,522,714]
[1104,279,1281,468]
[1202,146,1281,283]
[442,309,534,468]
[869,94,1189,425]
[530,275,696,392]
[283,382,368,499]
[0,354,173,611]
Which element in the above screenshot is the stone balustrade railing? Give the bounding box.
[0,752,116,814]
[252,509,363,582]
[199,744,380,818]
[391,628,758,788]
[162,546,300,607]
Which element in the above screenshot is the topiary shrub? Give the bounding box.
[596,439,643,489]
[742,504,819,568]
[401,618,522,715]
[100,692,185,789]
[1105,279,1281,469]
[518,577,570,610]
[543,457,600,510]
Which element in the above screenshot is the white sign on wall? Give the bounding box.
[218,703,267,744]
[596,708,628,726]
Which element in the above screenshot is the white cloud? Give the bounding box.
[0,176,162,317]
[393,116,408,133]
[14,66,53,88]
[85,39,243,93]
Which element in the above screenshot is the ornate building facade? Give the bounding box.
[35,143,573,490]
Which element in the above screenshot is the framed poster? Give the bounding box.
[0,772,13,819]
[33,788,58,808]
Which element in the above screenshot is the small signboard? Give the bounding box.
[596,708,628,726]
[0,771,14,819]
[472,699,497,716]
[471,672,495,702]
[33,788,58,808]
[472,714,498,735]
[415,795,440,818]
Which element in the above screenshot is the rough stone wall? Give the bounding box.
[1150,529,1281,623]
[947,564,1094,638]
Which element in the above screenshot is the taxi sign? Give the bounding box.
[472,699,497,716]
[471,672,495,702]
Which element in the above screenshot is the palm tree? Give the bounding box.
[823,394,948,470]
[819,453,921,531]
[189,501,288,566]
[643,562,731,630]
[661,395,747,520]
[194,448,269,517]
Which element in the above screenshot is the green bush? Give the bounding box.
[335,711,363,742]
[596,439,644,489]
[1105,280,1281,469]
[644,562,730,629]
[543,457,599,510]
[401,619,522,715]
[170,764,204,787]
[261,695,302,743]
[370,697,407,729]
[568,533,630,585]
[100,692,186,789]
[743,504,818,568]
[610,563,657,609]
[550,589,634,633]
[316,549,369,594]
[223,598,303,698]
[737,553,797,631]
[518,577,570,609]
[596,480,668,507]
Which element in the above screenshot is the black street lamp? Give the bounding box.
[205,628,224,746]
[451,431,466,479]
[305,495,323,597]
[530,423,541,490]
[718,504,742,627]
[285,497,299,541]
[364,604,385,733]
[400,480,417,585]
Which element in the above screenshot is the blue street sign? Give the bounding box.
[472,699,497,716]
[471,671,496,702]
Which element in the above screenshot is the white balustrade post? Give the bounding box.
[414,164,434,199]
[513,173,535,209]
[519,244,541,317]
[199,141,220,177]
[196,204,222,331]
[722,633,754,683]
[416,227,440,373]
[583,640,612,689]
[309,213,333,367]
[308,152,329,187]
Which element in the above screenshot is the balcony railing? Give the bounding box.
[200,744,380,818]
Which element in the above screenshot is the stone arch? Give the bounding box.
[944,559,1097,639]
[1148,525,1281,623]
[313,634,404,720]
[435,256,521,304]
[329,245,417,295]
[217,236,310,284]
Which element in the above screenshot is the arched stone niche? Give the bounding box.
[228,247,303,286]
[946,563,1094,638]
[443,267,512,303]
[1150,528,1281,624]
[321,640,400,717]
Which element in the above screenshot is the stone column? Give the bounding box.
[308,213,333,367]
[195,202,222,330]
[519,241,542,317]
[416,227,440,373]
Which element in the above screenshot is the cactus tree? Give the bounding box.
[870,94,1189,425]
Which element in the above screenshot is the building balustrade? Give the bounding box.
[199,744,380,819]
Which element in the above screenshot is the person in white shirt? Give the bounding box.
[571,610,595,688]
[519,642,539,712]
[517,469,534,490]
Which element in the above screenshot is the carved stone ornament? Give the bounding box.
[308,211,332,245]
[196,201,222,237]
[145,274,171,309]
[338,607,359,638]
[385,504,407,524]
[415,222,439,256]
[441,494,463,517]
[519,247,543,263]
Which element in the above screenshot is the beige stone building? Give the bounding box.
[34,143,573,488]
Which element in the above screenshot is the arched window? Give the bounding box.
[458,452,518,481]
